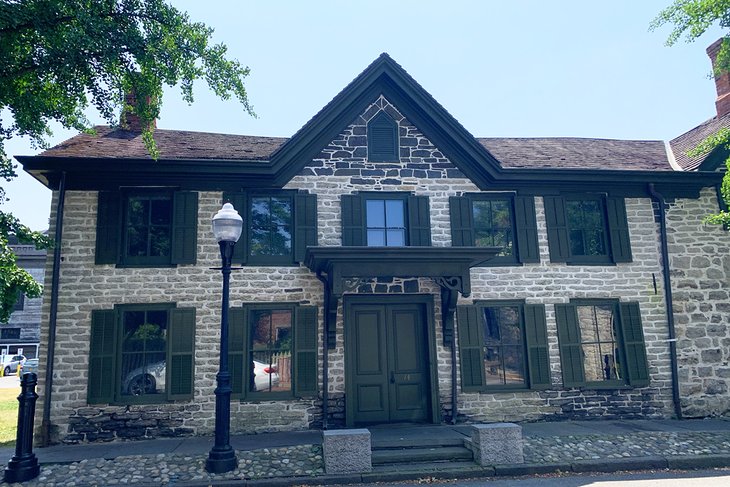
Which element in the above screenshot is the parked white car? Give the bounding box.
[1,354,25,376]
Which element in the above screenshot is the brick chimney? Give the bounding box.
[707,39,730,118]
[120,90,156,132]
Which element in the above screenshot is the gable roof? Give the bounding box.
[19,53,722,195]
[670,112,730,171]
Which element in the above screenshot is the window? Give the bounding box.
[229,304,318,400]
[367,111,399,162]
[457,301,551,392]
[95,190,198,267]
[555,300,649,389]
[544,194,632,265]
[11,293,24,313]
[1,328,20,340]
[222,191,317,265]
[88,304,195,404]
[366,198,406,246]
[341,192,431,246]
[449,194,539,265]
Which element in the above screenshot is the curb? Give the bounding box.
[155,454,730,487]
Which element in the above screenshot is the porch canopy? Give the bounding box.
[304,246,500,346]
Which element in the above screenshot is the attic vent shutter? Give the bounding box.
[367,112,399,162]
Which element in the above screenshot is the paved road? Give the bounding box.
[347,469,730,486]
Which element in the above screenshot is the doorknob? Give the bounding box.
[390,371,395,384]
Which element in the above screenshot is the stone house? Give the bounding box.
[16,49,730,444]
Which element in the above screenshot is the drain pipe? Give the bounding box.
[41,172,67,446]
[450,338,458,424]
[647,184,683,420]
[315,271,329,430]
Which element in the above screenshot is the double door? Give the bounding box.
[346,299,433,425]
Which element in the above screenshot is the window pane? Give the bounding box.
[150,199,172,225]
[386,229,405,246]
[127,198,149,227]
[367,229,385,246]
[120,310,167,397]
[270,226,292,255]
[503,345,525,385]
[127,227,148,256]
[249,309,292,393]
[270,198,292,227]
[366,200,385,227]
[385,200,405,227]
[149,226,171,257]
[484,347,502,385]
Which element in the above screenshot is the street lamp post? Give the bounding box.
[206,203,243,474]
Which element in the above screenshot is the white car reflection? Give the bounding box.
[122,360,280,395]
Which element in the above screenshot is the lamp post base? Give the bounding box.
[206,446,237,474]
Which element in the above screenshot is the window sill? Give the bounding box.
[114,264,177,269]
[579,383,632,391]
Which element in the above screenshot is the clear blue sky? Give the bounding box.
[4,0,725,231]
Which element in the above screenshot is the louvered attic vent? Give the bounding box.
[367,112,399,162]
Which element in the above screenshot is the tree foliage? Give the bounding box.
[651,0,730,225]
[0,0,254,322]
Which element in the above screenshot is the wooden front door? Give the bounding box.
[346,299,432,425]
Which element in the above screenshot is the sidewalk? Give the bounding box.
[1,419,730,486]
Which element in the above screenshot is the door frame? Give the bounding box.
[343,294,440,427]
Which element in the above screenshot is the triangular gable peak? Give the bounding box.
[297,95,469,184]
[269,53,501,187]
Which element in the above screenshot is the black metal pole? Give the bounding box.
[206,240,238,473]
[5,373,40,483]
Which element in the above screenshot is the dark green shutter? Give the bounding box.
[524,304,551,389]
[408,195,431,246]
[168,307,196,400]
[456,305,485,391]
[341,194,364,246]
[368,112,399,162]
[449,196,474,246]
[171,192,198,265]
[95,192,122,265]
[222,192,248,264]
[543,196,570,262]
[514,196,540,263]
[618,302,650,387]
[606,197,632,263]
[294,306,318,397]
[88,310,117,403]
[229,307,248,398]
[555,303,585,387]
[295,193,318,262]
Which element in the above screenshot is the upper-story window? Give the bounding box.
[95,190,198,267]
[367,111,399,162]
[365,197,406,246]
[341,192,431,246]
[449,193,539,265]
[222,190,317,266]
[544,194,632,265]
[555,300,649,389]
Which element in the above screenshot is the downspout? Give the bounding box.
[647,184,683,420]
[41,172,66,446]
[315,271,329,430]
[451,338,458,424]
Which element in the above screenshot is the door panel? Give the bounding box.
[349,302,430,425]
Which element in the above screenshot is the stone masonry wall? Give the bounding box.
[665,188,730,418]
[37,94,730,442]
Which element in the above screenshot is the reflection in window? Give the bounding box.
[566,199,606,257]
[366,199,406,246]
[473,199,514,256]
[576,304,621,382]
[120,309,167,397]
[249,309,292,393]
[125,195,172,261]
[482,305,525,386]
[250,196,293,257]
